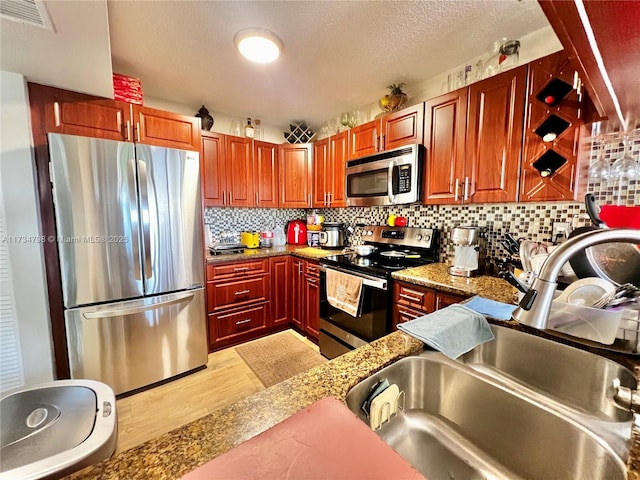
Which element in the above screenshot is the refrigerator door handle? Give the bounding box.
[137,157,153,279]
[127,158,142,281]
[83,291,195,319]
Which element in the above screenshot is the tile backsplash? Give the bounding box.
[204,131,639,265]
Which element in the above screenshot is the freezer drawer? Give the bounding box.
[65,289,207,395]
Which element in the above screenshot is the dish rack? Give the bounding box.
[283,121,316,144]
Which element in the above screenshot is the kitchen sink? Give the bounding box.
[457,325,636,423]
[346,350,630,480]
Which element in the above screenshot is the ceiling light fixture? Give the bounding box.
[234,28,283,64]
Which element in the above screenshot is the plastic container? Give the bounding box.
[273,226,286,246]
[547,301,623,344]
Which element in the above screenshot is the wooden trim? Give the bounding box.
[27,83,70,379]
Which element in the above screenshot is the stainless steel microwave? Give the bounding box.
[345,144,424,206]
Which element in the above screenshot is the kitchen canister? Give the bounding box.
[307,231,321,247]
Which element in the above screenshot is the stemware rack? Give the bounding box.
[283,121,316,144]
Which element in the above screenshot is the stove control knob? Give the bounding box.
[365,230,373,236]
[423,234,431,243]
[415,234,423,241]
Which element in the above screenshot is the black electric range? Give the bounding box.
[318,226,439,359]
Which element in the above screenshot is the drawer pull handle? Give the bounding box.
[399,309,420,319]
[233,267,250,272]
[234,289,251,296]
[235,319,251,326]
[399,293,422,303]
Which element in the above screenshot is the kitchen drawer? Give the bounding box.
[207,275,268,311]
[394,282,435,311]
[305,260,320,278]
[209,303,267,342]
[392,303,427,330]
[206,259,269,280]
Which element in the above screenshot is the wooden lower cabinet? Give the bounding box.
[303,260,320,339]
[270,256,290,327]
[392,280,469,329]
[209,303,268,343]
[290,257,305,329]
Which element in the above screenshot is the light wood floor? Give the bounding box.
[115,329,318,454]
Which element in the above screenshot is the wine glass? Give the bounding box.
[340,112,349,129]
[588,140,610,194]
[610,134,638,204]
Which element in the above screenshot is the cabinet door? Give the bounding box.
[382,104,424,151]
[329,130,349,207]
[290,258,305,328]
[201,132,227,207]
[467,66,527,203]
[423,89,468,205]
[253,140,278,208]
[279,144,312,208]
[435,292,468,311]
[226,135,254,207]
[348,120,379,159]
[392,303,426,331]
[270,256,290,327]
[520,52,584,202]
[312,138,329,208]
[133,105,200,151]
[304,274,320,339]
[30,83,130,141]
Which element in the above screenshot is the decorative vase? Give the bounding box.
[195,105,214,131]
[378,94,408,112]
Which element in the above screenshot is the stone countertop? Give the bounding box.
[66,332,424,480]
[392,263,519,305]
[205,245,336,264]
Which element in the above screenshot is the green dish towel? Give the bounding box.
[397,304,495,359]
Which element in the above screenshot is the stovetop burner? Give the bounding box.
[320,226,440,279]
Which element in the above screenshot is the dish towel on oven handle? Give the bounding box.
[326,268,364,317]
[397,304,495,359]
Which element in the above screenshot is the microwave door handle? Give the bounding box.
[387,159,396,204]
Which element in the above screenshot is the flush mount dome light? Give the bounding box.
[234,28,282,63]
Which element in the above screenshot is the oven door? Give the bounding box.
[318,265,390,358]
[345,144,423,207]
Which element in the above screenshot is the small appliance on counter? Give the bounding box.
[241,231,261,249]
[286,220,307,245]
[319,222,348,249]
[260,229,274,248]
[448,226,486,277]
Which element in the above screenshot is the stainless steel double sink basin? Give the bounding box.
[346,325,636,480]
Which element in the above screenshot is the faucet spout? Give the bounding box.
[511,228,640,330]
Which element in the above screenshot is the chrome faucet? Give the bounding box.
[512,228,640,329]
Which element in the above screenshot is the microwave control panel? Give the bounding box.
[396,165,412,193]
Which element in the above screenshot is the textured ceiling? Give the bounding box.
[108,0,550,128]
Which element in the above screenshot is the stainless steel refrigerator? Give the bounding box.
[48,133,207,395]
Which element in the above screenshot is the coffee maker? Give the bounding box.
[448,226,486,277]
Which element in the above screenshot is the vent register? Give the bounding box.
[1,0,54,30]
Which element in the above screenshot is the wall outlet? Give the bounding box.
[552,222,571,240]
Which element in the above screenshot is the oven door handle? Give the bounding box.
[319,265,387,290]
[387,159,396,205]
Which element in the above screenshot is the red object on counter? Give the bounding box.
[600,205,640,229]
[394,216,407,227]
[181,397,423,480]
[286,220,307,245]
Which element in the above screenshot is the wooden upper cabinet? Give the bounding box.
[348,120,378,159]
[538,0,640,126]
[466,65,527,203]
[423,88,468,205]
[329,131,348,207]
[279,143,312,208]
[312,138,329,208]
[253,140,278,208]
[132,105,200,151]
[520,51,585,202]
[348,104,424,159]
[201,131,227,207]
[381,103,424,151]
[30,83,130,141]
[225,135,254,207]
